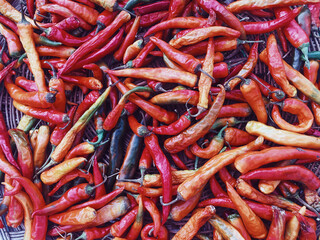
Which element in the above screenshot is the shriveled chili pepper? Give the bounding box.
[244,7,302,35]
[55,16,80,31]
[209,215,245,240]
[296,212,317,240]
[48,196,130,235]
[4,73,54,108]
[241,165,320,190]
[6,191,23,228]
[48,169,93,196]
[164,85,225,153]
[235,146,320,174]
[0,23,23,57]
[225,213,251,240]
[133,0,169,15]
[266,206,286,240]
[141,223,169,240]
[140,11,168,28]
[11,176,47,240]
[75,226,111,240]
[13,100,69,125]
[59,11,131,75]
[246,120,320,149]
[271,98,314,133]
[106,70,177,124]
[177,136,264,202]
[0,111,20,170]
[223,127,256,147]
[8,129,33,179]
[40,157,86,185]
[226,182,267,239]
[224,40,259,90]
[49,206,97,226]
[235,178,316,217]
[169,26,241,49]
[210,117,246,131]
[125,197,143,240]
[275,7,310,67]
[172,205,216,240]
[110,205,138,237]
[190,125,226,159]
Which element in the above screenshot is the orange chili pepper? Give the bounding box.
[226,182,267,239]
[0,23,23,57]
[33,125,50,169]
[49,206,97,225]
[226,213,251,240]
[172,205,216,240]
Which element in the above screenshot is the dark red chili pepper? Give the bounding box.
[196,0,246,39]
[92,156,106,199]
[274,7,310,67]
[55,16,80,31]
[0,15,18,34]
[6,191,23,228]
[0,112,20,170]
[210,175,228,198]
[68,27,125,72]
[11,176,47,240]
[241,166,320,190]
[164,85,225,153]
[243,7,302,34]
[8,129,33,180]
[134,1,169,15]
[48,169,93,196]
[140,10,168,28]
[276,28,288,53]
[211,87,246,102]
[170,153,188,170]
[266,206,286,240]
[59,11,131,75]
[32,183,102,216]
[296,213,317,240]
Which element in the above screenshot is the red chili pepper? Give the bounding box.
[69,27,124,72]
[170,153,188,170]
[225,212,251,240]
[110,206,138,237]
[59,74,102,90]
[32,183,101,216]
[271,98,314,133]
[164,85,225,153]
[249,9,273,18]
[266,206,286,240]
[219,167,236,187]
[296,212,317,240]
[209,175,228,198]
[13,100,69,125]
[107,71,177,124]
[59,11,131,75]
[225,40,259,90]
[148,110,192,135]
[0,112,20,170]
[8,129,33,179]
[96,10,117,33]
[93,156,106,199]
[241,166,320,190]
[55,16,80,31]
[11,176,47,240]
[141,223,169,240]
[134,1,169,15]
[243,7,302,34]
[275,7,310,67]
[276,28,288,53]
[76,226,111,240]
[14,77,38,92]
[69,187,124,211]
[6,192,23,228]
[0,15,18,34]
[196,0,246,39]
[48,169,93,196]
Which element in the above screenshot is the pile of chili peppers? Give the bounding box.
[0,0,320,239]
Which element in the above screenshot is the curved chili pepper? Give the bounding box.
[59,11,131,75]
[172,205,216,240]
[164,85,225,153]
[55,16,80,31]
[107,70,177,124]
[13,100,69,125]
[209,175,228,198]
[6,190,23,228]
[225,40,259,90]
[170,153,188,170]
[275,7,310,67]
[0,112,20,170]
[190,125,226,159]
[272,98,314,133]
[0,23,23,57]
[76,226,111,240]
[244,7,302,34]
[91,156,106,199]
[177,136,264,201]
[123,39,143,64]
[0,15,18,34]
[8,129,33,179]
[141,223,168,240]
[226,182,267,239]
[240,77,267,124]
[223,127,256,147]
[110,206,138,237]
[33,125,50,169]
[241,165,320,190]
[296,212,317,240]
[169,26,241,49]
[219,166,236,187]
[11,176,47,240]
[14,77,38,92]
[125,197,143,240]
[246,120,320,149]
[236,178,317,217]
[235,147,320,174]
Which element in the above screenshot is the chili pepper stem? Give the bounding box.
[160,193,182,206]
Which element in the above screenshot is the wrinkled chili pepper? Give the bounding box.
[209,215,245,240]
[0,23,23,57]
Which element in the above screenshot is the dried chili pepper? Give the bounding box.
[296,212,317,240]
[241,165,320,190]
[75,226,111,240]
[176,136,264,201]
[225,213,251,240]
[123,39,144,64]
[59,75,103,90]
[125,197,144,240]
[172,205,216,240]
[235,146,320,174]
[110,206,138,237]
[49,206,97,225]
[0,23,23,57]
[209,175,228,198]
[223,127,256,147]
[33,125,49,169]
[246,121,320,149]
[141,223,168,240]
[209,215,246,240]
[164,85,225,153]
[284,206,306,240]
